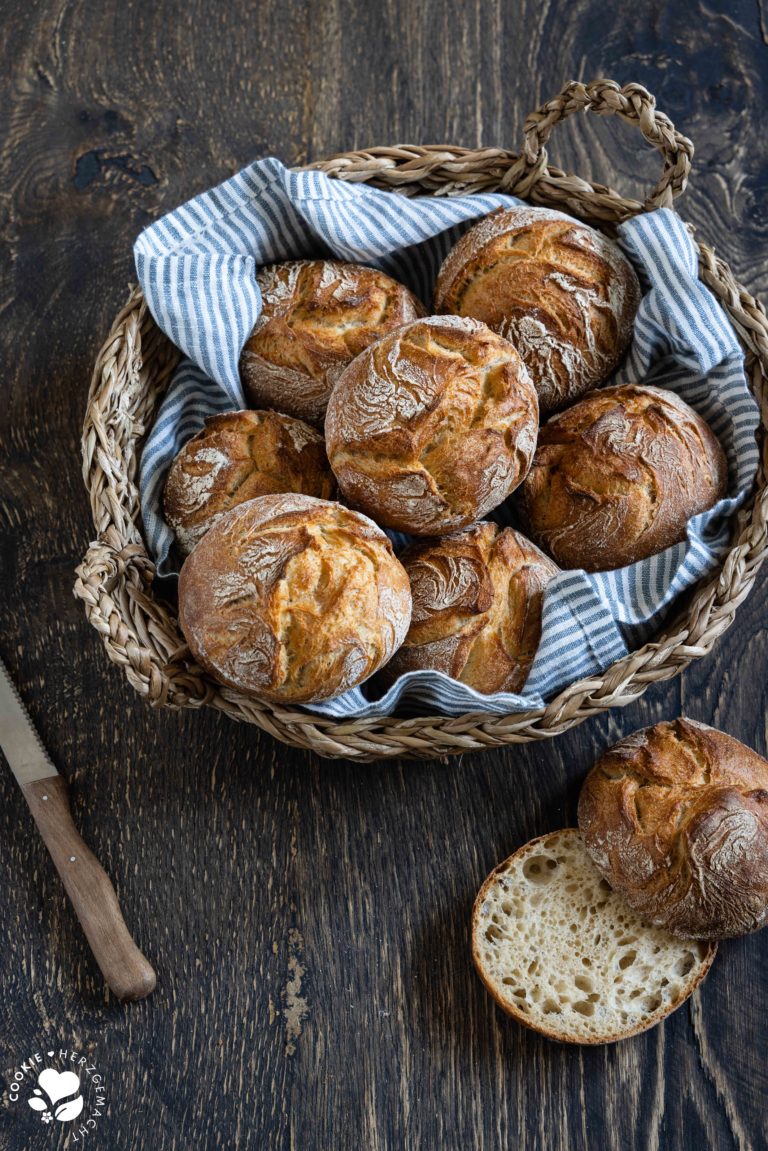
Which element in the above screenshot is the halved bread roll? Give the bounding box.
[471,828,716,1044]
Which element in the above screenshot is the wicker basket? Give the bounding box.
[74,79,768,761]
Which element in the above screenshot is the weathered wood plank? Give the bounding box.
[1,1,767,1148]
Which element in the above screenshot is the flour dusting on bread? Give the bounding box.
[326,315,539,535]
[163,410,335,556]
[435,205,641,412]
[579,720,768,939]
[240,260,424,424]
[519,384,727,571]
[380,522,558,695]
[177,494,412,704]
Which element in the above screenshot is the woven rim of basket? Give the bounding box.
[74,79,768,760]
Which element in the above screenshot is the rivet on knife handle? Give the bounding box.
[22,776,157,1001]
[0,658,156,1001]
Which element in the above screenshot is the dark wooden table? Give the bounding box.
[2,2,767,1148]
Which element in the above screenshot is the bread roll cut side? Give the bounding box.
[472,828,716,1044]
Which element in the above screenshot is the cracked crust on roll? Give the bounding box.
[517,383,728,572]
[325,315,540,536]
[239,260,425,426]
[434,205,641,414]
[578,719,768,940]
[380,521,559,695]
[178,493,412,704]
[164,409,336,556]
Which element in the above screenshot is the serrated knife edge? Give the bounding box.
[0,654,157,999]
[0,657,58,784]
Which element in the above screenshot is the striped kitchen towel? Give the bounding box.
[134,157,759,719]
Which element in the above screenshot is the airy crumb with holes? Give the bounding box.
[471,828,717,1044]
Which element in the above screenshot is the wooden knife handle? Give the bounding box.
[21,775,156,1001]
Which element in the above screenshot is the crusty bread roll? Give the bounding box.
[578,719,768,940]
[472,828,716,1044]
[239,260,424,425]
[163,410,335,556]
[518,384,728,571]
[381,522,558,694]
[434,205,641,413]
[178,494,412,704]
[325,315,539,535]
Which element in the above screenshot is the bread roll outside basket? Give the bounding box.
[74,79,768,761]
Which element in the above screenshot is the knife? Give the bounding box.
[0,657,156,1001]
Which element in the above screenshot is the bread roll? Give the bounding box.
[239,260,424,425]
[518,384,728,571]
[164,410,335,556]
[578,719,768,940]
[325,315,539,535]
[472,829,716,1044]
[178,494,412,704]
[434,205,641,413]
[381,522,558,694]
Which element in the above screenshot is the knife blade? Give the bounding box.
[0,657,61,784]
[0,656,156,1001]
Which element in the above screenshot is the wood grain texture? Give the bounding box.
[1,1,767,1148]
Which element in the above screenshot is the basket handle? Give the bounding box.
[73,535,211,709]
[510,79,694,211]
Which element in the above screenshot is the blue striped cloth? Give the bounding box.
[135,157,759,719]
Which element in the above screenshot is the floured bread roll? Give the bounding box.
[381,522,559,694]
[178,494,412,704]
[239,260,424,425]
[164,410,335,556]
[472,829,716,1044]
[325,315,539,535]
[434,205,641,413]
[518,384,728,571]
[579,719,768,940]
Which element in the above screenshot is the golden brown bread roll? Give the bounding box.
[434,205,641,413]
[518,384,728,571]
[178,494,411,704]
[239,260,425,425]
[325,315,539,535]
[578,719,768,940]
[164,409,336,556]
[381,522,559,694]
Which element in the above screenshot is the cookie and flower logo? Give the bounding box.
[6,1047,105,1140]
[28,1067,84,1123]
